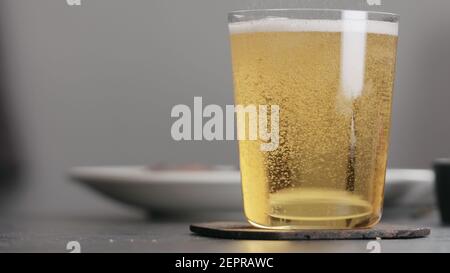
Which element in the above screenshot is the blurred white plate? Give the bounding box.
[384,169,435,207]
[70,166,243,213]
[70,167,434,213]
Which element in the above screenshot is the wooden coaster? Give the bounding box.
[190,222,431,240]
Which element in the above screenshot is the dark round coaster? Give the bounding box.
[190,222,431,240]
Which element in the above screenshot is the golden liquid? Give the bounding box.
[231,30,398,229]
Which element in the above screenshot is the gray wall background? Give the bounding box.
[1,0,449,214]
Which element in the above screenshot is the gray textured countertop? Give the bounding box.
[1,209,449,253]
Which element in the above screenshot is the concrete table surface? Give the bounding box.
[1,210,449,253]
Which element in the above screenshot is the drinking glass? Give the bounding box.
[229,9,399,229]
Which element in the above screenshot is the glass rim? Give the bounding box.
[228,8,399,20]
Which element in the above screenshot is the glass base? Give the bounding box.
[246,189,381,230]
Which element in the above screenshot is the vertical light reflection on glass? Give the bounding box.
[340,10,368,192]
[340,10,368,100]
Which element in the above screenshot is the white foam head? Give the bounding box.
[229,18,398,36]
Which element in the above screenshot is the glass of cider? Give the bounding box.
[229,9,399,229]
